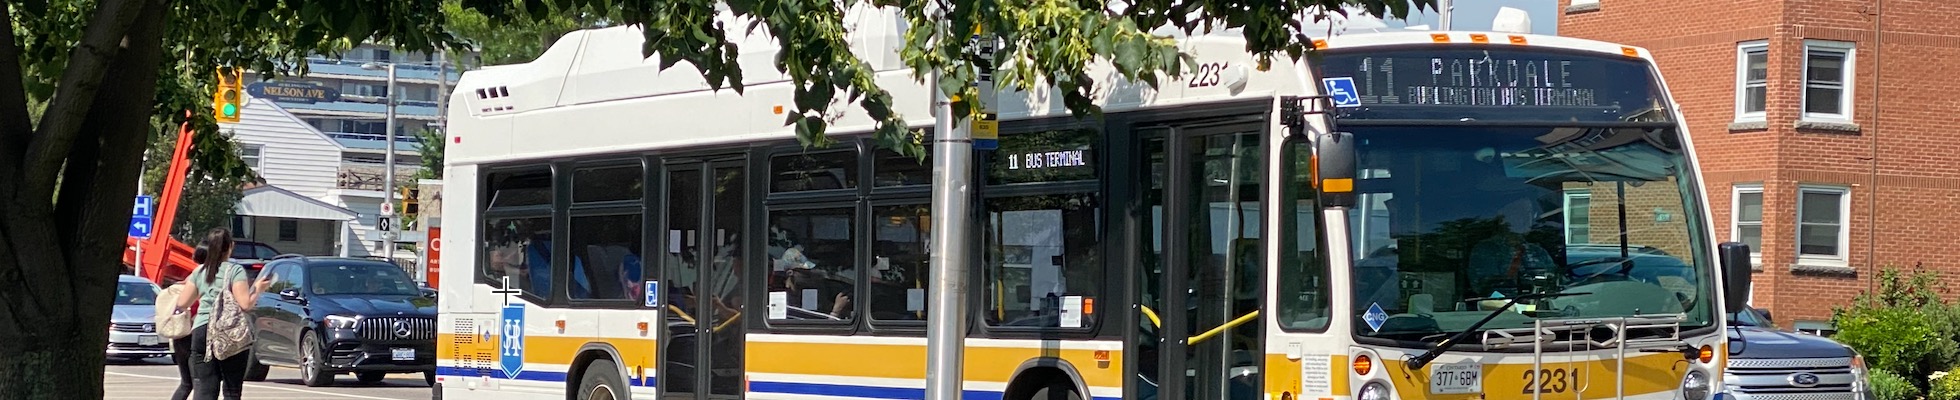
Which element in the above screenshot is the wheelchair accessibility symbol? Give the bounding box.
[1321,77,1361,108]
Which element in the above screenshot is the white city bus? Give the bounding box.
[434,10,1757,400]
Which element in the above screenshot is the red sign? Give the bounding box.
[426,227,441,285]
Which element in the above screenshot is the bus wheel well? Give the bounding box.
[566,349,628,400]
[1003,366,1084,400]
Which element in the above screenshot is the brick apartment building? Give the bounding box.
[1555,0,1960,332]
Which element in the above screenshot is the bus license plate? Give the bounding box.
[392,348,414,360]
[1430,363,1481,394]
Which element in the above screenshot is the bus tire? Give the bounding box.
[577,359,627,400]
[1027,380,1083,400]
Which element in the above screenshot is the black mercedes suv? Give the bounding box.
[243,255,436,387]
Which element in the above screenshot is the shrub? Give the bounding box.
[1874,369,1922,400]
[1932,370,1960,400]
[1833,267,1959,387]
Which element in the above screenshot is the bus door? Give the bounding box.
[659,160,748,400]
[1133,121,1267,400]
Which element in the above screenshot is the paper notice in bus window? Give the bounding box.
[669,231,682,254]
[768,291,788,319]
[1060,296,1084,328]
[907,288,925,311]
[802,289,819,313]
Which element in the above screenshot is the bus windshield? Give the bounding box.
[1342,124,1713,341]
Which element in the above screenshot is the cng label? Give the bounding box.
[499,305,524,379]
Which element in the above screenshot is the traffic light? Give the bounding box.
[401,187,420,216]
[212,67,243,123]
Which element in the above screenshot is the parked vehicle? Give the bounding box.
[1722,306,1870,400]
[107,274,170,361]
[230,240,281,276]
[244,255,436,386]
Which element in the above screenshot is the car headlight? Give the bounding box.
[324,315,359,329]
[1682,370,1711,400]
[1359,381,1390,400]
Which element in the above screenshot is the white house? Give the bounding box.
[222,97,423,259]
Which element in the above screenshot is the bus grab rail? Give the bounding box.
[1189,311,1260,345]
[1140,306,1260,345]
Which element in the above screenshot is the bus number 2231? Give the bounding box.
[1523,368,1580,394]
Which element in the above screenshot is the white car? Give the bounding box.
[106,274,170,361]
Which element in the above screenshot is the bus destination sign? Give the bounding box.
[1316,47,1668,122]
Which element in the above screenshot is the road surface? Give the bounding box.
[104,357,431,400]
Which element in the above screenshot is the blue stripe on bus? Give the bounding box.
[437,367,1117,400]
[749,381,1119,400]
[435,367,656,387]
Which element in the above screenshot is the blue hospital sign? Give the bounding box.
[129,195,153,239]
[499,305,525,379]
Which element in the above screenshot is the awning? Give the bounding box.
[236,185,359,221]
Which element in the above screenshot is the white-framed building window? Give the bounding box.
[1735,41,1768,121]
[1795,185,1850,266]
[240,144,263,170]
[1564,190,1592,245]
[1801,40,1855,121]
[1732,184,1764,260]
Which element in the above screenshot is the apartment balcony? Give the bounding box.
[327,131,424,153]
[337,162,421,191]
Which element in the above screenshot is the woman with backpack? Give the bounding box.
[171,229,271,400]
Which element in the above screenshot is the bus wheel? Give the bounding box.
[577,359,627,400]
[1027,380,1083,400]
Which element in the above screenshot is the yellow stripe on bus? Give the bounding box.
[1376,353,1688,400]
[745,341,1126,387]
[436,333,659,371]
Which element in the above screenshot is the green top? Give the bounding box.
[192,262,247,328]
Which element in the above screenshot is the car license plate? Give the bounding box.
[138,335,161,346]
[1430,363,1482,394]
[392,348,414,360]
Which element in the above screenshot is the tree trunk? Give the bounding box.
[0,335,111,398]
[0,0,167,397]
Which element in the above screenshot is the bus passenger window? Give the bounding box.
[983,193,1102,329]
[869,204,931,321]
[771,150,857,193]
[766,207,856,321]
[483,217,553,300]
[569,214,643,301]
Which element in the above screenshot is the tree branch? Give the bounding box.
[0,1,32,184]
[58,0,169,326]
[19,0,147,205]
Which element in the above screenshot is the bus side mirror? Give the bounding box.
[1720,242,1753,312]
[1316,131,1356,208]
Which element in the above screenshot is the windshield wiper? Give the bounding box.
[1405,291,1593,370]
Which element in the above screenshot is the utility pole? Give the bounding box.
[1438,0,1454,30]
[383,63,397,263]
[925,6,975,399]
[362,61,400,264]
[435,48,448,132]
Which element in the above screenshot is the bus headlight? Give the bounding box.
[1682,370,1711,400]
[1359,381,1390,400]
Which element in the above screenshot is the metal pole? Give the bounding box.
[435,48,449,132]
[1438,0,1453,30]
[924,27,973,400]
[382,64,398,264]
[134,173,145,280]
